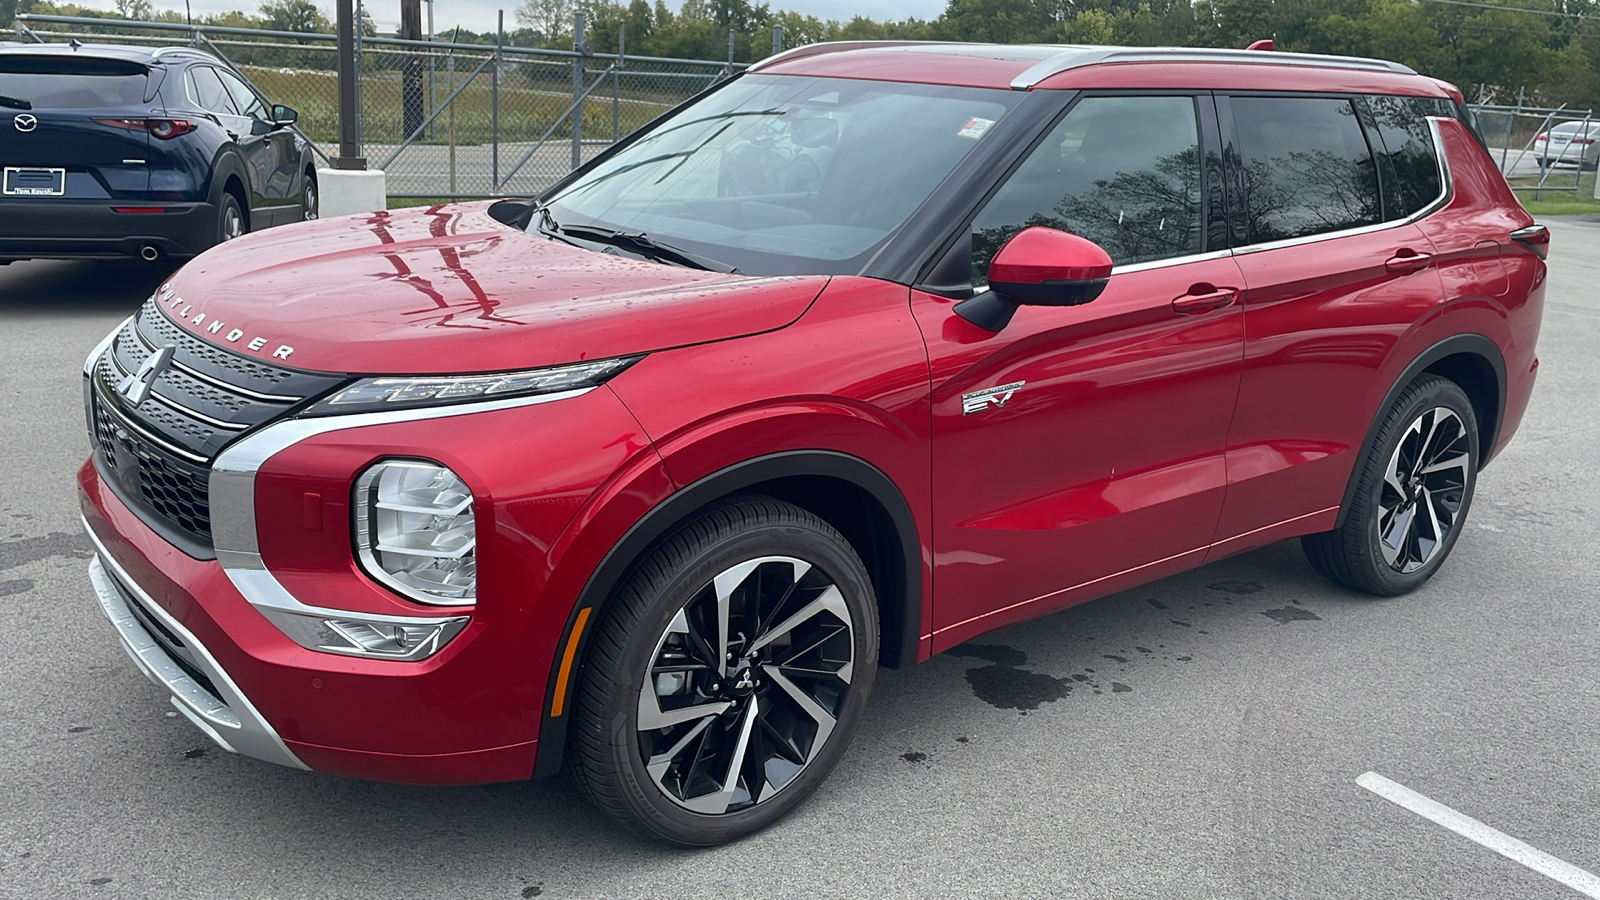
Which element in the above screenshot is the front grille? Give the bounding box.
[88,298,347,553]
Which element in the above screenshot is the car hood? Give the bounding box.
[157,202,829,375]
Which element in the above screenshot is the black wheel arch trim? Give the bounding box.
[1332,333,1505,530]
[533,449,923,778]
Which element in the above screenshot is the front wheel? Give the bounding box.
[217,192,246,245]
[301,174,318,221]
[569,496,878,846]
[1303,374,1479,596]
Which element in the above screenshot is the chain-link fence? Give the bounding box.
[13,12,752,199]
[1467,98,1596,201]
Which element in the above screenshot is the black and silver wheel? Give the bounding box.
[1303,374,1478,595]
[570,496,878,846]
[302,174,318,221]
[218,192,246,244]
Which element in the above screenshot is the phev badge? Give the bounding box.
[962,381,1025,415]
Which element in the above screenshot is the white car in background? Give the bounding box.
[1534,121,1599,170]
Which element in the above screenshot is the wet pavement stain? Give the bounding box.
[1147,597,1168,609]
[1111,682,1133,693]
[901,751,930,765]
[1262,606,1322,625]
[948,643,1073,711]
[0,579,32,597]
[184,747,207,759]
[1103,654,1128,663]
[521,885,544,898]
[67,726,90,733]
[1208,580,1264,595]
[0,532,92,573]
[1170,620,1192,627]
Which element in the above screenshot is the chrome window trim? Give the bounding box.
[1229,116,1451,258]
[210,388,593,614]
[1112,248,1234,275]
[82,517,308,770]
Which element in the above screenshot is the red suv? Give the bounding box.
[78,42,1546,845]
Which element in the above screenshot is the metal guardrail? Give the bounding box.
[13,12,753,199]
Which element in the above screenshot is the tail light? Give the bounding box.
[1574,138,1595,145]
[91,117,196,140]
[1510,224,1550,260]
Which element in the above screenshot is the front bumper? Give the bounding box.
[0,199,215,260]
[80,461,541,785]
[85,523,307,770]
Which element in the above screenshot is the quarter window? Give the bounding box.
[1232,96,1382,244]
[1365,95,1443,220]
[969,95,1203,282]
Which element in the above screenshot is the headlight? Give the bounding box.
[354,460,477,605]
[304,356,641,416]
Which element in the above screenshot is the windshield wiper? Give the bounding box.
[0,94,31,110]
[539,211,737,274]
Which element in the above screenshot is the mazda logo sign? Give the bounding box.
[13,114,36,133]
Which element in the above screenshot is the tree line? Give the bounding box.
[7,0,1598,110]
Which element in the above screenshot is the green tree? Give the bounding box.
[258,0,329,32]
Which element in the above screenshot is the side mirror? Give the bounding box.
[271,104,298,128]
[954,227,1113,332]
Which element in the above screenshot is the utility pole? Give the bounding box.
[400,0,423,139]
[333,0,364,168]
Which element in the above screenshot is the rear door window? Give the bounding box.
[1231,96,1382,244]
[1364,95,1444,220]
[969,94,1204,280]
[187,66,239,116]
[0,56,147,109]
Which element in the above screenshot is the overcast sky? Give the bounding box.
[81,0,948,35]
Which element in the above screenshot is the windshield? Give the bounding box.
[539,75,1019,275]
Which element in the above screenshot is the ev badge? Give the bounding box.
[13,114,38,133]
[118,345,175,406]
[962,381,1026,415]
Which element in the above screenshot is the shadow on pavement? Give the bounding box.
[0,258,178,315]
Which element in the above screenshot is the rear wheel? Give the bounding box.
[217,192,246,245]
[301,173,318,221]
[569,496,878,846]
[1303,375,1478,596]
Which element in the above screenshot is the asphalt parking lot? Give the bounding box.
[2,218,1598,899]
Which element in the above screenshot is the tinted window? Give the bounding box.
[0,56,145,109]
[969,95,1202,281]
[216,69,268,120]
[1366,95,1442,220]
[1233,96,1381,243]
[187,66,237,116]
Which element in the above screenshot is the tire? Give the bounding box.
[217,192,246,245]
[1303,374,1479,596]
[569,496,879,846]
[301,173,318,221]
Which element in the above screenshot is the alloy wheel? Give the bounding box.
[303,183,318,221]
[637,555,856,815]
[222,204,244,241]
[1378,407,1470,573]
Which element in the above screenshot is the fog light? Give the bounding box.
[354,460,476,605]
[257,606,468,661]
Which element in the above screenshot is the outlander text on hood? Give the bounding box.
[78,42,1546,846]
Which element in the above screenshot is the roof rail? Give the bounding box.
[1010,46,1415,89]
[747,40,958,73]
[151,46,214,60]
[745,40,1415,87]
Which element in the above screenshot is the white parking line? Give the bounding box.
[1358,772,1600,898]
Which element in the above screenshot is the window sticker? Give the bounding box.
[957,117,995,140]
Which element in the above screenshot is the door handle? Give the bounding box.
[1384,250,1433,273]
[1172,285,1238,314]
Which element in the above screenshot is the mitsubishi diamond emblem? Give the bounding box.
[118,345,174,406]
[962,381,1026,415]
[13,114,37,133]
